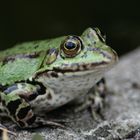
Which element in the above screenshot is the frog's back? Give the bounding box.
[0,37,64,86]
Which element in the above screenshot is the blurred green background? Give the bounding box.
[0,0,140,55]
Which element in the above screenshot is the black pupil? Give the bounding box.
[65,41,76,50]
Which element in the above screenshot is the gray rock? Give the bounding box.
[7,47,140,139]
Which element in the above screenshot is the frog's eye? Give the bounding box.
[60,36,83,58]
[94,28,106,43]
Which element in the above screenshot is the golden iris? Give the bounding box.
[61,36,82,58]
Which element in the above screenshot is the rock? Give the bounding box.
[7,47,140,140]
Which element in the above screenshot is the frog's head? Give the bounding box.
[36,28,118,101]
[45,28,118,76]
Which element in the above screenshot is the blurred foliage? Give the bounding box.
[0,0,140,55]
[32,133,44,140]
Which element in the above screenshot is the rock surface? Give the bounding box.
[5,47,140,139]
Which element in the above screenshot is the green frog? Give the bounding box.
[0,28,118,128]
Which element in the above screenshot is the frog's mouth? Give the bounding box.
[52,46,118,73]
[36,58,117,80]
[36,61,112,79]
[36,49,118,78]
[52,61,109,73]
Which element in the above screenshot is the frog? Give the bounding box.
[0,27,118,129]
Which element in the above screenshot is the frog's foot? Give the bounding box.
[25,117,65,129]
[0,124,17,136]
[74,78,107,120]
[74,92,104,120]
[88,93,104,120]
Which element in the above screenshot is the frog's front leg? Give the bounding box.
[1,82,64,128]
[75,78,107,120]
[1,83,38,128]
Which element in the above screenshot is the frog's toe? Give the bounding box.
[26,117,66,129]
[88,94,105,120]
[0,124,17,136]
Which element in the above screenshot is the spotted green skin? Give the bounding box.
[0,28,118,128]
[0,28,116,85]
